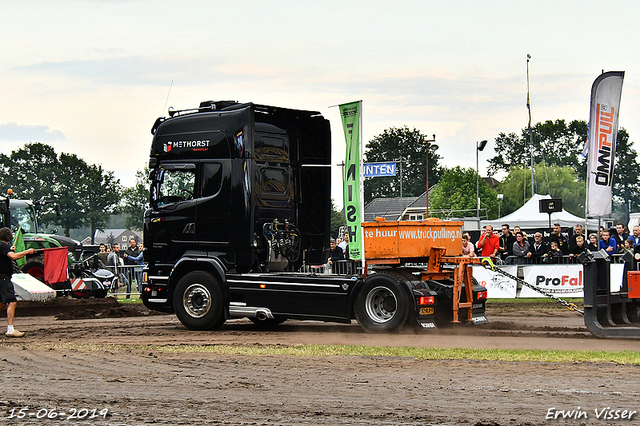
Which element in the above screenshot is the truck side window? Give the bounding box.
[261,168,288,196]
[156,169,196,206]
[202,163,223,198]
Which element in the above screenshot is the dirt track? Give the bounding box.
[1,299,640,425]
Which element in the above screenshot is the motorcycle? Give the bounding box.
[67,252,117,299]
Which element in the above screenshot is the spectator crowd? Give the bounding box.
[463,222,638,264]
[97,239,145,298]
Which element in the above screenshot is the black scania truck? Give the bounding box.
[141,100,486,332]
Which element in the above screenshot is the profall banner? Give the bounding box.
[521,265,584,298]
[586,71,624,217]
[339,101,363,260]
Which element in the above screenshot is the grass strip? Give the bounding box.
[5,342,639,365]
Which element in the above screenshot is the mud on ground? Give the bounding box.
[1,298,639,425]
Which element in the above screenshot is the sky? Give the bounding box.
[2,0,640,209]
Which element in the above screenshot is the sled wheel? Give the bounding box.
[173,271,225,330]
[71,290,91,299]
[22,261,45,281]
[354,273,411,333]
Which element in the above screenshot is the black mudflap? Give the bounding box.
[470,306,489,325]
[426,279,488,326]
[407,281,438,329]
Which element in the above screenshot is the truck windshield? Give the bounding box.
[10,206,37,233]
[151,168,196,207]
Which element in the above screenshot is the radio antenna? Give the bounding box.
[161,80,174,116]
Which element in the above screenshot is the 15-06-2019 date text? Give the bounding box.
[6,407,109,420]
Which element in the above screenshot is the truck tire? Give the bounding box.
[173,271,225,330]
[354,273,411,333]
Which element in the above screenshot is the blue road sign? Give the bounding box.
[363,162,397,177]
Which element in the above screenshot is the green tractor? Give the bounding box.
[0,196,85,291]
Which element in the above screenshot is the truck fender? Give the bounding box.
[346,278,366,318]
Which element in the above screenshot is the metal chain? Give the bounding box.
[481,257,584,315]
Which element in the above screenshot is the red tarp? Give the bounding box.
[44,247,68,285]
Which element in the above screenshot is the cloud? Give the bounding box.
[87,47,126,55]
[0,122,65,142]
[13,57,173,86]
[12,56,299,87]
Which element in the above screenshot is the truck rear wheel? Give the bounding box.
[173,271,225,330]
[355,273,411,333]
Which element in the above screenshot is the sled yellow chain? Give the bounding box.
[480,257,583,315]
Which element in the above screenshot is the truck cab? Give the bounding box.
[145,101,331,269]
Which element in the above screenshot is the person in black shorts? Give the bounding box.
[0,227,36,338]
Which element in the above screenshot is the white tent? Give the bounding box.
[481,194,599,230]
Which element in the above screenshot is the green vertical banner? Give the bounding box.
[13,227,26,267]
[339,101,363,261]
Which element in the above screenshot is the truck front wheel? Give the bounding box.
[354,274,411,333]
[173,271,225,330]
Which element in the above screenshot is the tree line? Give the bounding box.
[363,120,640,222]
[0,142,147,241]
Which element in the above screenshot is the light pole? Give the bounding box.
[422,135,437,218]
[527,54,534,197]
[476,140,488,219]
[396,156,405,197]
[497,193,504,218]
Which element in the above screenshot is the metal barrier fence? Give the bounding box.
[502,253,627,265]
[101,264,144,298]
[300,260,359,275]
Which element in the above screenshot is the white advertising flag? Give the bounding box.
[586,71,624,217]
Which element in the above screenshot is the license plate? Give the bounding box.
[420,307,434,315]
